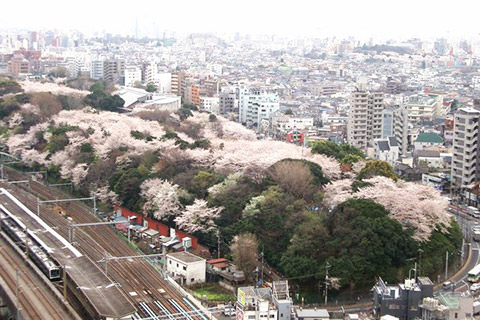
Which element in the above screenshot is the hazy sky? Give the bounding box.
[3,0,479,40]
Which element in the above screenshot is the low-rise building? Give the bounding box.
[373,137,399,165]
[420,292,474,320]
[414,132,444,151]
[295,309,329,320]
[237,287,278,320]
[166,251,206,286]
[373,277,434,320]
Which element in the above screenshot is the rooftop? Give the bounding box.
[296,309,330,318]
[167,251,205,263]
[415,132,444,144]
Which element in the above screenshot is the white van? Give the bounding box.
[468,206,480,218]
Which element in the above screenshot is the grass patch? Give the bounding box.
[192,283,235,302]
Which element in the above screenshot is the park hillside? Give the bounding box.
[0,77,462,300]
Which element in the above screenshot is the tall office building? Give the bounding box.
[451,107,480,191]
[347,78,385,150]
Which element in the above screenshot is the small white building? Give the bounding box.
[373,137,399,165]
[166,251,206,286]
[124,66,142,87]
[200,96,220,114]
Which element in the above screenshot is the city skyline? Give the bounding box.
[3,0,480,41]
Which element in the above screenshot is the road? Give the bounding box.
[3,167,211,320]
[440,205,480,293]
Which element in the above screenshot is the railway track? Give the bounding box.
[0,237,69,319]
[4,168,206,319]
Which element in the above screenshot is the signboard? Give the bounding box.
[237,288,246,307]
[236,306,244,320]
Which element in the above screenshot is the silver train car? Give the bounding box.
[1,217,61,280]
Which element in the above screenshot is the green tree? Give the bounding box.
[242,186,306,266]
[356,160,398,181]
[282,199,418,289]
[190,171,222,198]
[311,141,364,164]
[145,82,157,93]
[0,79,23,96]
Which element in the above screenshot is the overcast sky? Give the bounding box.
[2,0,479,40]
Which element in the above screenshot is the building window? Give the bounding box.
[191,278,195,282]
[183,266,187,271]
[455,313,458,319]
[177,263,179,268]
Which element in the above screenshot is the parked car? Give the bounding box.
[442,281,453,290]
[470,283,480,292]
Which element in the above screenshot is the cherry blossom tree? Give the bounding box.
[323,176,451,241]
[174,199,223,233]
[208,172,243,197]
[140,178,180,220]
[21,80,89,96]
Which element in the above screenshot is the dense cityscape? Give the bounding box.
[1,1,480,320]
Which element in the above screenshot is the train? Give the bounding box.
[1,216,61,280]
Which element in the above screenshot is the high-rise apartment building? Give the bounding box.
[103,59,125,83]
[7,53,30,75]
[405,93,444,123]
[219,88,238,115]
[171,72,182,96]
[238,88,279,127]
[124,66,142,87]
[90,59,104,80]
[393,106,410,156]
[142,61,158,84]
[451,107,480,190]
[347,79,385,150]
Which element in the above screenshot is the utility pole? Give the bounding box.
[445,251,449,281]
[419,249,423,277]
[260,249,264,284]
[325,262,331,306]
[63,265,67,301]
[16,270,20,320]
[217,230,221,259]
[92,195,97,216]
[162,244,167,280]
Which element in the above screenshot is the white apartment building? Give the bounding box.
[271,115,314,133]
[451,107,480,190]
[200,96,220,114]
[142,61,158,84]
[124,66,142,87]
[405,94,444,123]
[153,72,172,94]
[238,88,279,127]
[347,78,385,150]
[90,59,104,80]
[166,251,206,286]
